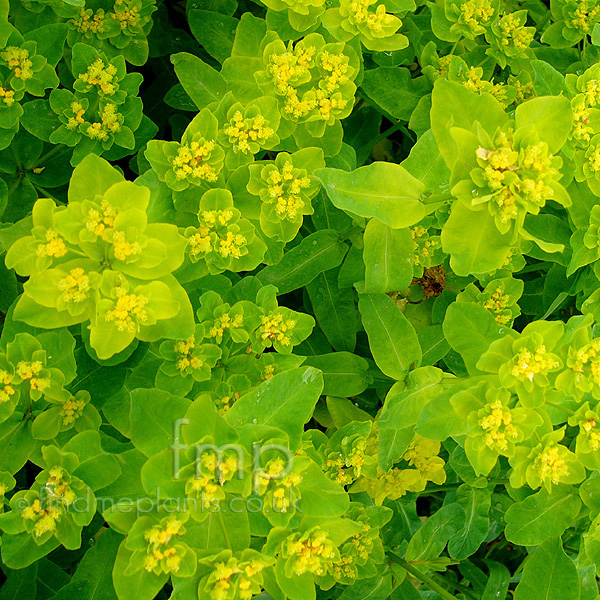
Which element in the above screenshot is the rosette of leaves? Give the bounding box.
[432,80,573,274]
[568,401,600,469]
[112,513,198,599]
[430,0,500,42]
[0,433,120,568]
[146,108,225,193]
[553,314,600,400]
[67,0,157,65]
[446,57,517,107]
[484,10,535,68]
[0,331,74,426]
[247,147,324,243]
[253,31,361,141]
[38,43,144,164]
[450,381,543,475]
[509,427,586,491]
[477,320,564,406]
[198,549,275,600]
[156,323,222,396]
[457,276,524,325]
[267,520,367,599]
[322,0,410,52]
[564,64,600,153]
[0,24,60,96]
[319,504,391,587]
[31,389,101,441]
[2,154,194,359]
[252,284,315,353]
[0,23,62,148]
[215,92,282,171]
[176,188,267,280]
[542,0,600,48]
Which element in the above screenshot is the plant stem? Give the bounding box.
[545,401,575,416]
[389,554,461,600]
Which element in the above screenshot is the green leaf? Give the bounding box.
[363,219,413,293]
[301,352,369,397]
[441,203,512,276]
[129,389,191,458]
[448,486,491,560]
[257,230,348,294]
[361,68,431,121]
[443,302,505,375]
[431,79,507,168]
[481,561,510,600]
[359,293,421,379]
[514,537,580,600]
[505,487,582,546]
[314,163,426,229]
[337,573,393,600]
[225,367,323,450]
[515,95,572,154]
[306,268,358,353]
[171,52,227,109]
[188,10,237,63]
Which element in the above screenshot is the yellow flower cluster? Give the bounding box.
[186,451,239,508]
[259,313,296,346]
[61,396,86,426]
[511,345,560,382]
[208,313,244,339]
[266,161,312,220]
[111,230,141,261]
[0,369,15,404]
[483,286,512,324]
[22,467,76,538]
[218,231,247,259]
[87,198,118,240]
[78,59,118,95]
[574,100,594,143]
[403,435,447,484]
[144,516,184,573]
[36,229,68,259]
[188,227,212,257]
[173,336,204,372]
[172,140,219,182]
[268,45,350,122]
[223,111,275,154]
[478,399,518,451]
[105,287,148,333]
[1,46,33,80]
[285,529,337,576]
[0,86,15,106]
[347,0,396,33]
[534,444,569,485]
[58,268,91,303]
[411,225,440,265]
[582,418,600,450]
[458,0,495,33]
[268,46,315,95]
[17,360,48,393]
[571,0,600,33]
[87,103,122,141]
[258,457,303,512]
[66,101,86,130]
[209,558,267,600]
[569,339,600,385]
[72,8,106,34]
[497,13,534,50]
[112,0,141,28]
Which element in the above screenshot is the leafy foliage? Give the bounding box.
[1,0,600,599]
